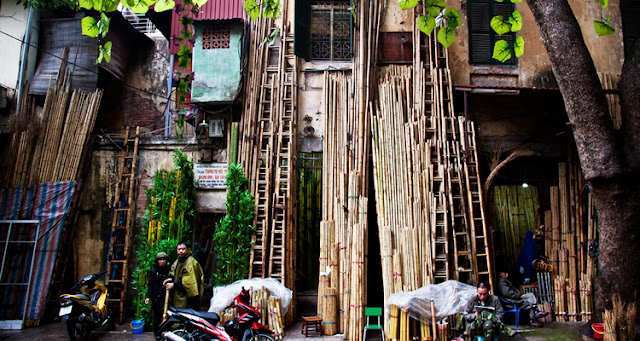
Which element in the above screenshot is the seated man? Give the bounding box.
[464,282,516,338]
[497,270,548,327]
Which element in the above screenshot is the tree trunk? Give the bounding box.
[527,0,640,318]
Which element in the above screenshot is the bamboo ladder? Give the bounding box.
[268,30,297,283]
[248,20,278,279]
[459,119,493,289]
[106,127,140,323]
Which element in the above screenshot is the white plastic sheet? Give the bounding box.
[386,280,477,323]
[208,278,293,315]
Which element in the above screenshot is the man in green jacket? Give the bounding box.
[497,271,548,327]
[464,282,516,338]
[164,241,204,310]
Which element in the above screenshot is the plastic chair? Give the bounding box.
[498,296,521,327]
[474,336,498,341]
[363,307,384,341]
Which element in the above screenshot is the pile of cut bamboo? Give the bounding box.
[545,146,596,322]
[0,50,103,187]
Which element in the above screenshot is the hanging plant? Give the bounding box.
[212,164,255,285]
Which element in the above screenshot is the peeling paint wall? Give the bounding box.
[191,21,243,103]
[75,140,227,277]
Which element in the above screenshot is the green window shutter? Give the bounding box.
[295,0,312,61]
[468,0,516,65]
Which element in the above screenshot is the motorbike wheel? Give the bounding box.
[165,328,196,341]
[244,332,276,341]
[66,316,88,341]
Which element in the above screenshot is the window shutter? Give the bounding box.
[294,0,312,61]
[469,1,491,64]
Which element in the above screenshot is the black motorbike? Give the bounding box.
[59,271,114,340]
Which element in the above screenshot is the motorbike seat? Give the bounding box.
[72,294,90,301]
[173,308,220,325]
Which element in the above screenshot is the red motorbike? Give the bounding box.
[157,287,274,341]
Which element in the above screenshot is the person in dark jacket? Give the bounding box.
[497,270,548,327]
[464,282,516,338]
[145,252,171,335]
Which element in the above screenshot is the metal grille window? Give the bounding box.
[311,0,351,61]
[468,0,516,65]
[202,22,231,49]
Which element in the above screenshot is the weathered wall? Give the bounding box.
[192,21,243,103]
[447,0,624,87]
[0,4,38,90]
[75,139,227,277]
[97,34,169,133]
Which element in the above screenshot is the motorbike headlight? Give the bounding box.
[60,298,72,306]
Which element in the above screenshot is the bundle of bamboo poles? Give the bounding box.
[322,287,338,335]
[218,307,237,326]
[268,296,284,340]
[1,50,103,188]
[554,276,567,321]
[251,286,269,326]
[613,294,637,341]
[603,309,616,341]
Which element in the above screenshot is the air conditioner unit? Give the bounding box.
[209,119,224,137]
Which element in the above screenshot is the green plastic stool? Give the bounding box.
[363,307,384,341]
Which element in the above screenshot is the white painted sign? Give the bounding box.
[194,163,228,189]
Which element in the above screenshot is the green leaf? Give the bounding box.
[490,15,512,35]
[514,36,524,57]
[81,16,100,38]
[437,26,456,48]
[508,10,522,32]
[193,0,208,6]
[245,0,260,21]
[510,0,522,2]
[102,0,118,12]
[92,0,103,10]
[444,8,461,29]
[103,41,112,63]
[597,0,608,8]
[494,0,504,2]
[398,0,419,10]
[426,0,446,16]
[492,40,512,62]
[99,12,110,38]
[264,0,281,18]
[78,0,93,10]
[417,15,436,36]
[131,3,150,13]
[155,0,175,12]
[594,20,615,36]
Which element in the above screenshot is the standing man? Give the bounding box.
[464,282,516,338]
[497,270,548,327]
[164,241,204,310]
[145,252,171,336]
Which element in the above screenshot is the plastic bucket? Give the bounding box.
[131,319,144,334]
[592,323,604,340]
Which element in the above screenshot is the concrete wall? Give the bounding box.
[0,4,38,90]
[75,139,227,278]
[191,21,243,103]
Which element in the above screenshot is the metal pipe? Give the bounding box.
[165,54,175,137]
[22,222,39,322]
[16,7,35,116]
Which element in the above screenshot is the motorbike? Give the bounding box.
[59,271,113,340]
[157,287,275,341]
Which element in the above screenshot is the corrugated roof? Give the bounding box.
[170,0,245,54]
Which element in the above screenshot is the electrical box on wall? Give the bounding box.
[209,119,224,137]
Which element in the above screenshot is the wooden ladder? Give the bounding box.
[249,31,281,279]
[448,140,474,284]
[459,118,493,290]
[106,126,140,323]
[268,32,296,283]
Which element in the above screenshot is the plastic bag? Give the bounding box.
[386,280,477,323]
[208,278,293,315]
